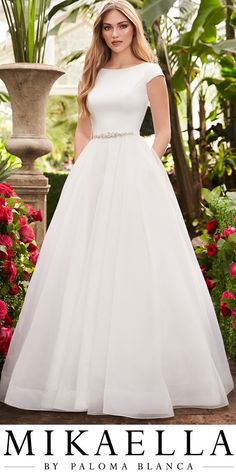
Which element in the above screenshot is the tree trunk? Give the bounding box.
[198,90,208,173]
[225,0,236,151]
[186,79,202,219]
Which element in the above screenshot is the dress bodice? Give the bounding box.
[87,62,164,136]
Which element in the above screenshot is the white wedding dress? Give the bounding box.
[0,62,234,419]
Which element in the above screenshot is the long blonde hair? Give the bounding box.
[77,0,157,118]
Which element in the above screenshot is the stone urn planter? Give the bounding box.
[0,63,65,248]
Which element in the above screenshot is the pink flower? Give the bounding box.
[223,226,236,238]
[229,262,236,277]
[205,219,218,233]
[206,243,218,257]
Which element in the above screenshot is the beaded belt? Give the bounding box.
[92,131,136,139]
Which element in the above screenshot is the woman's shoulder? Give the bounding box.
[144,62,164,82]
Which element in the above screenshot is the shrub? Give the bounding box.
[194,185,236,360]
[0,182,43,365]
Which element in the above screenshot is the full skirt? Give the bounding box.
[0,134,234,418]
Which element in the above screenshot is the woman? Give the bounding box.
[0,0,234,419]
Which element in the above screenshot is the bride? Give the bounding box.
[0,0,234,419]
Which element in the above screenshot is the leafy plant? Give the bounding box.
[0,182,43,365]
[1,0,81,63]
[0,146,21,183]
[194,185,236,360]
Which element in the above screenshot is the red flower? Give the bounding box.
[0,205,13,224]
[27,242,38,253]
[205,219,218,233]
[0,300,12,327]
[223,226,236,239]
[18,215,27,228]
[0,327,13,356]
[220,302,232,317]
[23,271,31,280]
[0,299,8,320]
[9,283,20,295]
[19,224,35,243]
[221,290,235,299]
[29,250,39,266]
[206,243,218,257]
[0,183,14,197]
[0,234,13,249]
[214,233,221,242]
[25,204,43,222]
[229,262,236,277]
[2,260,17,282]
[205,277,216,291]
[0,197,5,206]
[232,308,236,317]
[0,234,14,259]
[220,291,235,317]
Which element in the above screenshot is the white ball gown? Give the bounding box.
[0,62,234,419]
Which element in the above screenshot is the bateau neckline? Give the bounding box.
[101,62,149,70]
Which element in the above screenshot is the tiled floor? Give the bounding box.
[0,361,235,425]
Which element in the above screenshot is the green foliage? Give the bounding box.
[0,144,22,182]
[44,171,69,227]
[1,0,80,63]
[0,183,43,361]
[195,186,236,359]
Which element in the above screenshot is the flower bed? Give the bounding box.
[194,185,236,360]
[0,182,43,367]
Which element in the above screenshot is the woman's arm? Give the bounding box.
[146,75,171,160]
[74,112,92,162]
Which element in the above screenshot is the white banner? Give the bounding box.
[0,424,235,471]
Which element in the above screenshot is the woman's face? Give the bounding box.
[101,9,135,53]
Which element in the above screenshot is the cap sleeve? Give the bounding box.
[146,62,164,84]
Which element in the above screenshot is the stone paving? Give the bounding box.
[0,361,235,425]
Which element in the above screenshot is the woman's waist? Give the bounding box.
[91,130,140,139]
